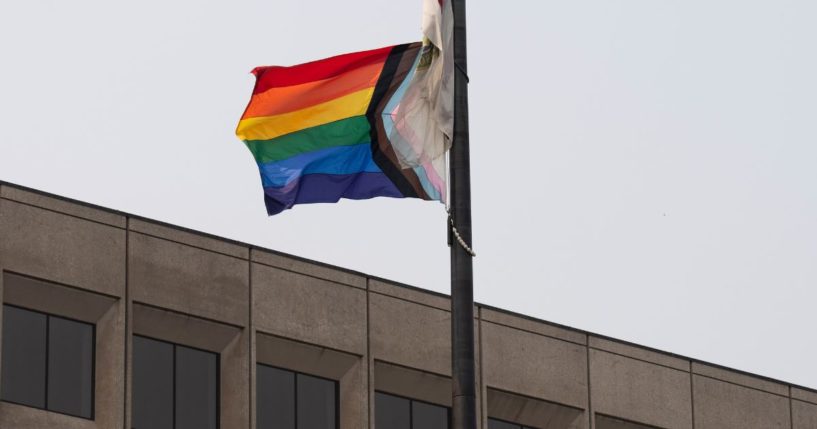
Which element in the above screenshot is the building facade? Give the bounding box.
[0,181,815,429]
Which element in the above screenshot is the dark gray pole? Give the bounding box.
[449,0,476,428]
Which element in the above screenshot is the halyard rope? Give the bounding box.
[448,209,476,257]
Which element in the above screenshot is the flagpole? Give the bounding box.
[449,0,476,428]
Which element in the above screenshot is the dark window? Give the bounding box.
[375,392,449,429]
[488,417,538,429]
[256,364,338,429]
[0,304,94,419]
[132,336,219,429]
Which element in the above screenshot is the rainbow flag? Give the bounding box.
[236,43,446,215]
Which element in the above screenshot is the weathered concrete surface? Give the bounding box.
[590,349,692,429]
[129,232,248,327]
[0,199,125,297]
[792,399,817,429]
[692,375,790,429]
[253,263,367,355]
[253,248,365,289]
[369,291,451,376]
[482,320,588,409]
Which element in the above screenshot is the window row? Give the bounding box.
[1,305,545,429]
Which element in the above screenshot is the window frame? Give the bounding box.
[375,390,452,429]
[256,362,341,429]
[132,334,221,429]
[1,303,97,420]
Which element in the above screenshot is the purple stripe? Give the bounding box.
[263,172,404,215]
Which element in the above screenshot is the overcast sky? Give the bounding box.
[1,0,815,388]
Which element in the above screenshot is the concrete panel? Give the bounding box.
[481,307,586,345]
[692,375,789,429]
[369,292,451,376]
[129,232,249,326]
[129,218,248,259]
[253,263,367,354]
[589,336,689,371]
[369,278,450,311]
[590,349,692,429]
[692,362,788,396]
[792,387,817,405]
[1,185,126,228]
[252,248,366,289]
[0,199,126,297]
[793,400,817,429]
[482,321,588,409]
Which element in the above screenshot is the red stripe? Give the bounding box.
[252,45,394,94]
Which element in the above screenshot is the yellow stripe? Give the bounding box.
[236,87,374,141]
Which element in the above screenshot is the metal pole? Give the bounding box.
[449,0,476,428]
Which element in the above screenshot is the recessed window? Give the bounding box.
[375,391,449,429]
[488,417,538,429]
[132,335,219,429]
[256,364,338,429]
[0,304,94,419]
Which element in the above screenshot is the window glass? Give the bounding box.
[256,365,338,429]
[412,400,448,429]
[375,392,410,429]
[47,316,94,418]
[1,306,47,409]
[175,345,218,429]
[297,373,336,429]
[132,336,174,429]
[257,365,295,429]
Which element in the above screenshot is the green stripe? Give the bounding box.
[244,116,371,163]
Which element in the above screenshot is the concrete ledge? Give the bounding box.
[256,332,359,380]
[0,402,100,429]
[369,278,450,311]
[482,307,586,345]
[792,387,817,405]
[252,248,365,289]
[132,303,242,353]
[487,388,584,429]
[129,218,248,259]
[375,361,451,407]
[0,185,126,228]
[595,414,661,429]
[589,336,689,371]
[692,362,789,397]
[3,272,118,323]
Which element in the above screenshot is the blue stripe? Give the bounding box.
[257,143,382,188]
[262,172,404,215]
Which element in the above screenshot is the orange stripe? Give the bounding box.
[243,61,383,119]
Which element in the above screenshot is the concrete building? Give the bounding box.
[0,180,815,429]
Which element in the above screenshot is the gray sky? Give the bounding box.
[2,0,816,388]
